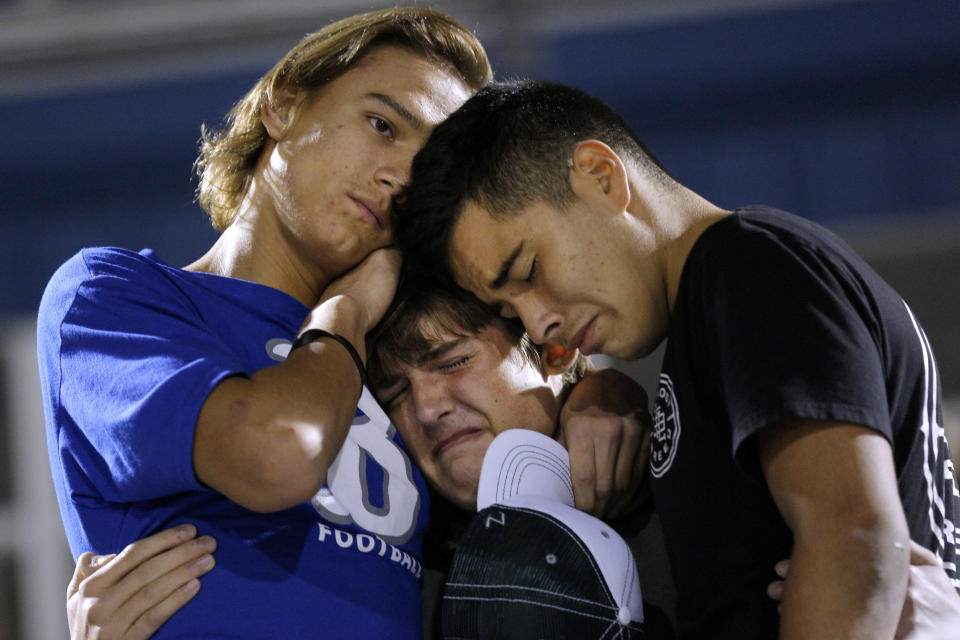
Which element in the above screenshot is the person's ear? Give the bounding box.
[541,344,580,377]
[261,88,302,141]
[568,140,631,212]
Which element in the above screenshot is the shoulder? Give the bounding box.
[76,247,172,281]
[39,247,193,332]
[43,247,166,294]
[679,209,797,300]
[688,206,863,288]
[695,207,820,257]
[40,248,126,323]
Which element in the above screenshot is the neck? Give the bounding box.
[184,179,333,307]
[625,179,730,313]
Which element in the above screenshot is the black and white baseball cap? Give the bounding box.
[442,429,645,639]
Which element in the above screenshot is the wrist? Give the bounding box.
[301,294,368,358]
[291,329,366,386]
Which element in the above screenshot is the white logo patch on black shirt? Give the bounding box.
[651,373,681,478]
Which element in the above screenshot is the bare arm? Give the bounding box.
[193,249,401,512]
[768,540,960,640]
[756,419,910,640]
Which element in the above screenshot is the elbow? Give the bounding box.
[196,382,348,513]
[848,519,912,623]
[811,502,910,559]
[795,505,911,592]
[850,514,911,585]
[843,499,911,561]
[239,462,328,514]
[230,423,335,513]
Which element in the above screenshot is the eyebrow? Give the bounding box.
[370,372,402,394]
[371,336,471,393]
[490,242,524,291]
[367,92,423,131]
[416,337,470,366]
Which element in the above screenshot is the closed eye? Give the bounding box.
[439,356,471,372]
[376,382,408,409]
[525,258,537,284]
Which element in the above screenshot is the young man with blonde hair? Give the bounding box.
[38,8,492,638]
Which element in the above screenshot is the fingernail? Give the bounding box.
[198,536,217,552]
[194,554,215,569]
[90,555,108,567]
[178,524,197,539]
[775,560,790,577]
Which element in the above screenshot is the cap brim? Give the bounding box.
[476,429,575,511]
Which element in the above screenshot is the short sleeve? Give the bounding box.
[43,249,249,503]
[698,224,891,457]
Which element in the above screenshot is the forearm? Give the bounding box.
[779,515,909,639]
[757,420,912,640]
[194,295,366,512]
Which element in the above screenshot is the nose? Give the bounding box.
[375,168,405,197]
[375,155,411,197]
[513,293,563,346]
[411,374,454,429]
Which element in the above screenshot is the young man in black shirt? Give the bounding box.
[393,79,960,640]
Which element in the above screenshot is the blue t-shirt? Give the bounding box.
[37,247,429,639]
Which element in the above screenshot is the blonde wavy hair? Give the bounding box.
[194,7,492,231]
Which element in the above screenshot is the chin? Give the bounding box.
[623,343,653,360]
[446,476,480,512]
[620,332,666,360]
[441,486,476,512]
[455,494,477,512]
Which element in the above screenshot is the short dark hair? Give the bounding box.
[393,79,669,280]
[366,277,588,394]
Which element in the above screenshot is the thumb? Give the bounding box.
[67,552,116,597]
[908,540,939,566]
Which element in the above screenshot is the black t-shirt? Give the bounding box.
[651,206,958,639]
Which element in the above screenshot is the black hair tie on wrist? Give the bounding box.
[291,329,366,387]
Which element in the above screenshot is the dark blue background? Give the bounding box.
[2,0,958,315]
